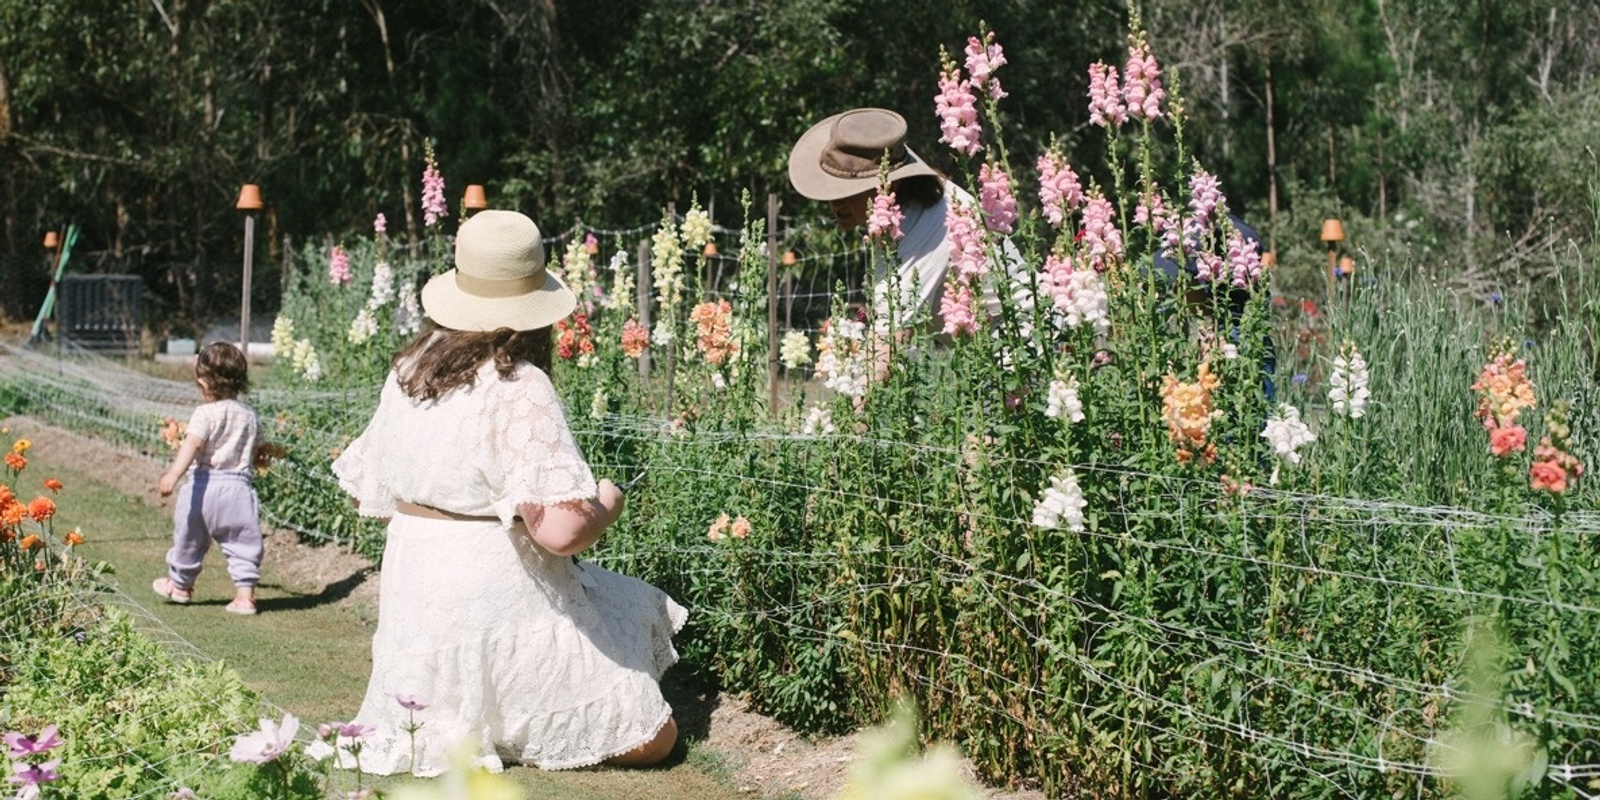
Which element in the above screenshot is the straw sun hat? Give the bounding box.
[420,209,576,332]
[787,108,938,202]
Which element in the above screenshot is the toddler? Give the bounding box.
[153,342,264,615]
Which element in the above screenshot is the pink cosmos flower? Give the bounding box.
[935,66,982,157]
[394,693,430,711]
[1087,62,1127,128]
[334,722,375,738]
[945,202,988,280]
[1037,151,1084,228]
[963,32,1008,101]
[3,726,62,758]
[328,246,352,286]
[229,713,299,765]
[978,163,1018,234]
[1122,36,1166,120]
[8,759,60,791]
[866,190,904,241]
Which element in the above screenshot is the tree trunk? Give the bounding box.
[1265,63,1277,254]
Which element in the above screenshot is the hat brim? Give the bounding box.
[787,112,939,202]
[420,268,577,332]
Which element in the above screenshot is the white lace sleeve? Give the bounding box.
[331,377,399,518]
[489,365,598,523]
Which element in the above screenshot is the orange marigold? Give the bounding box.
[63,528,84,546]
[28,496,56,522]
[19,534,41,551]
[5,452,26,471]
[1,504,24,527]
[43,477,63,494]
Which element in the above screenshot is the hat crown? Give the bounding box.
[455,209,546,281]
[820,109,910,180]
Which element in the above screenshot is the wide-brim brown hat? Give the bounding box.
[788,108,939,202]
[420,209,577,332]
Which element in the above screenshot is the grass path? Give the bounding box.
[19,423,765,800]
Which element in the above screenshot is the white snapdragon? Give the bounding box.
[394,281,421,335]
[779,330,813,370]
[650,217,684,311]
[1046,267,1111,335]
[1261,403,1316,484]
[270,314,295,352]
[816,317,870,399]
[651,319,674,347]
[605,251,634,311]
[369,261,394,307]
[801,404,836,436]
[562,238,592,300]
[590,387,608,420]
[1031,469,1088,531]
[680,207,714,250]
[291,339,322,382]
[1045,374,1085,423]
[1329,343,1371,418]
[347,306,378,345]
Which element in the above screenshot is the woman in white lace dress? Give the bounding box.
[331,209,684,775]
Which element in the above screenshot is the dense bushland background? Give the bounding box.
[3,0,1599,332]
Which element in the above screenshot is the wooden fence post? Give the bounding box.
[636,238,651,380]
[766,193,780,415]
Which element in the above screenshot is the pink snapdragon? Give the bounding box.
[866,189,904,241]
[1087,62,1127,128]
[1194,251,1224,283]
[1227,230,1263,288]
[420,146,447,227]
[328,245,352,286]
[978,163,1018,234]
[373,213,387,234]
[939,277,979,336]
[1123,36,1166,120]
[1184,170,1225,251]
[1079,194,1124,271]
[963,32,1008,101]
[1043,254,1111,334]
[935,65,983,157]
[1036,150,1084,228]
[1134,187,1179,250]
[1530,400,1583,494]
[945,201,988,280]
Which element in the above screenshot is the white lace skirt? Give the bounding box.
[345,515,686,775]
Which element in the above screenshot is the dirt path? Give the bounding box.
[5,414,878,799]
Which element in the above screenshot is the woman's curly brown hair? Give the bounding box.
[394,320,553,402]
